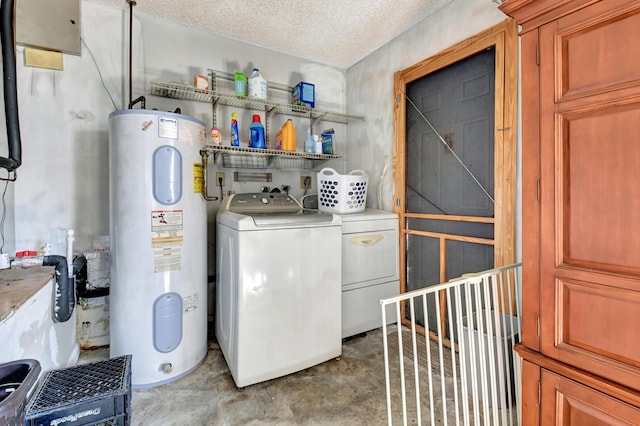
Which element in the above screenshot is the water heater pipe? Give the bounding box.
[66,229,74,278]
[200,150,219,201]
[0,0,22,173]
[128,95,145,110]
[126,0,136,108]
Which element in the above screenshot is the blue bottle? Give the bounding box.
[249,114,266,149]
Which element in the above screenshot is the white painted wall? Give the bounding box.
[4,1,347,273]
[1,1,522,363]
[346,0,509,212]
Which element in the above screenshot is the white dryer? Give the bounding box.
[340,209,399,338]
[216,193,342,387]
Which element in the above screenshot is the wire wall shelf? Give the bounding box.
[149,80,364,125]
[202,145,340,170]
[152,70,360,171]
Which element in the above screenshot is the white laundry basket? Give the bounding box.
[317,168,368,213]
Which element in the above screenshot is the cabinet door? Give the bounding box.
[541,370,640,425]
[539,0,640,391]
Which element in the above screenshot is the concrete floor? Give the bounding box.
[80,328,397,425]
[77,325,520,425]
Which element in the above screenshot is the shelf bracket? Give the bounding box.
[265,106,278,148]
[210,97,220,129]
[311,111,328,134]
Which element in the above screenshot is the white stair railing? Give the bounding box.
[381,263,522,426]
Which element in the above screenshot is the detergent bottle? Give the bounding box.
[282,119,296,152]
[234,72,246,97]
[230,112,239,146]
[249,115,266,149]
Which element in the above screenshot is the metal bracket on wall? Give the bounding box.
[234,171,272,182]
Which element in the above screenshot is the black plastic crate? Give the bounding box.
[25,355,131,426]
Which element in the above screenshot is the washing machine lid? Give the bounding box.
[227,192,301,214]
[249,209,333,227]
[218,193,340,229]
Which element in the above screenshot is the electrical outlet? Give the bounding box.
[216,172,225,187]
[300,176,312,189]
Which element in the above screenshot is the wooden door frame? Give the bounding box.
[392,19,518,339]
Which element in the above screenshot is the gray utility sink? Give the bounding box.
[0,359,41,426]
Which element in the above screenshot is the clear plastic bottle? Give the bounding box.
[248,68,268,100]
[313,134,322,154]
[304,129,314,153]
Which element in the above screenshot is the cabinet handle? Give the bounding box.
[351,234,384,246]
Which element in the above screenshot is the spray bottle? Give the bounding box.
[304,128,314,153]
[230,112,239,146]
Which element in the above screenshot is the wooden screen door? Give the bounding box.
[392,20,517,341]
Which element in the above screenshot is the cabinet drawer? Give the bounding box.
[342,280,398,338]
[342,229,398,286]
[541,369,640,425]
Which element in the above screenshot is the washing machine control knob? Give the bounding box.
[261,197,269,204]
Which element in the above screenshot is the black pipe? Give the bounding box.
[43,255,87,323]
[127,0,136,108]
[0,0,22,171]
[128,95,145,109]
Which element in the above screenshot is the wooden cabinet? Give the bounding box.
[541,370,640,425]
[500,0,640,423]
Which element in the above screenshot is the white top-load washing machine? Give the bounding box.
[216,193,342,387]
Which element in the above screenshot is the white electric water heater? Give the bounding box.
[108,109,208,388]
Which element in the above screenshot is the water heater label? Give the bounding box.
[158,117,178,139]
[196,125,205,143]
[193,163,203,193]
[151,210,183,273]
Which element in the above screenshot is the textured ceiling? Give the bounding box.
[91,0,453,68]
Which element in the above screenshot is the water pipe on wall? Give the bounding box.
[43,254,86,323]
[11,229,86,322]
[46,229,84,322]
[66,230,74,278]
[199,150,219,201]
